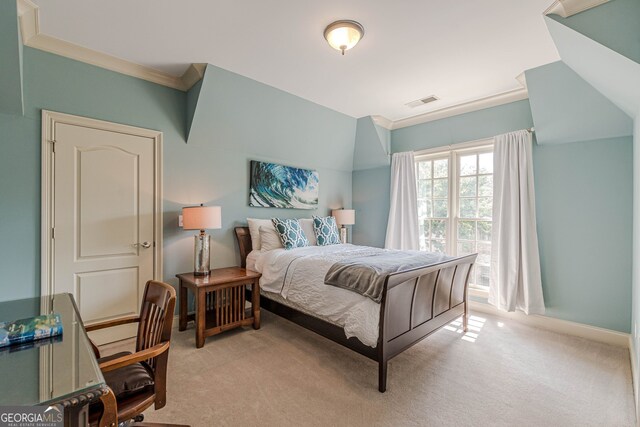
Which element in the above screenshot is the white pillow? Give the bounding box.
[245,250,260,272]
[299,218,317,246]
[247,218,275,251]
[259,225,284,252]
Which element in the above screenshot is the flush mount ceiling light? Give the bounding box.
[324,20,365,55]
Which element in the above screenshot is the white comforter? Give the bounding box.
[252,244,381,347]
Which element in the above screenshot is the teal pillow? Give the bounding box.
[312,216,340,246]
[271,218,309,250]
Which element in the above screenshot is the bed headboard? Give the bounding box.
[234,226,252,269]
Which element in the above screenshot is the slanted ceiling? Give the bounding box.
[521,0,639,145]
[544,1,640,118]
[550,0,640,64]
[526,61,632,144]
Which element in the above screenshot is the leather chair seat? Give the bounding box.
[99,352,155,399]
[89,352,156,425]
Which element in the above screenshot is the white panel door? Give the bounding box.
[53,121,156,344]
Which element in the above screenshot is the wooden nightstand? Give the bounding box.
[176,267,261,348]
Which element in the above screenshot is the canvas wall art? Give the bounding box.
[249,160,319,209]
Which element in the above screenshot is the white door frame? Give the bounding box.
[41,110,163,300]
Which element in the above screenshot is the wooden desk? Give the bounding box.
[0,293,107,427]
[176,268,261,348]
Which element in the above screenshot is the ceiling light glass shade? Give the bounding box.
[324,20,364,55]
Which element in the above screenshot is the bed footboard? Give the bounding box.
[377,254,476,392]
[234,225,477,393]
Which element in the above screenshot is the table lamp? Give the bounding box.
[332,209,355,244]
[182,204,222,276]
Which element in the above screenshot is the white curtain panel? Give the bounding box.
[489,130,545,315]
[385,152,419,250]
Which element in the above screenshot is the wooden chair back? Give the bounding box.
[136,280,175,409]
[136,280,175,363]
[234,226,252,269]
[89,280,176,425]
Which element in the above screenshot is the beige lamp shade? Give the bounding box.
[182,205,222,230]
[332,209,355,226]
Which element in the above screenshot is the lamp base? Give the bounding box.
[193,231,211,276]
[194,271,210,276]
[340,226,348,244]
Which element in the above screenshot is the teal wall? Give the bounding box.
[352,166,390,248]
[185,78,203,140]
[534,137,632,331]
[0,47,356,302]
[0,0,24,115]
[168,63,355,279]
[373,122,391,156]
[632,114,640,399]
[353,116,390,171]
[539,0,639,334]
[350,115,391,247]
[353,99,633,332]
[0,113,40,300]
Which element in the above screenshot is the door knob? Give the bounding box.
[135,242,152,249]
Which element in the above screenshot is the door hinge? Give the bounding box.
[51,228,55,239]
[48,140,56,152]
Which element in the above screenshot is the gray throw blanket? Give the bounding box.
[324,251,454,303]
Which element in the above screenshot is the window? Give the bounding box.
[416,156,449,253]
[416,140,494,291]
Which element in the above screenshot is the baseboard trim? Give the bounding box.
[469,301,630,347]
[630,336,639,424]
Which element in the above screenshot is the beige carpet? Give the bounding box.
[103,310,635,426]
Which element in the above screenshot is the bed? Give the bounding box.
[234,226,477,392]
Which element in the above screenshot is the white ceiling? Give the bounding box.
[32,0,560,121]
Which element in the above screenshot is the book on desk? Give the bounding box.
[0,313,63,348]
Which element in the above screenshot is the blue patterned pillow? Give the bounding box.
[312,216,340,246]
[271,218,309,250]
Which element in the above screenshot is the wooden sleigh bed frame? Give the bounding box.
[234,226,477,392]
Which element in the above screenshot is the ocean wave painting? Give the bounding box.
[249,160,319,209]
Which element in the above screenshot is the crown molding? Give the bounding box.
[17,0,39,44]
[15,0,201,92]
[390,87,529,130]
[181,63,207,90]
[544,0,611,17]
[371,115,393,130]
[27,34,190,90]
[516,72,528,89]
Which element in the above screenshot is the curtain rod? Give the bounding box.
[526,127,535,132]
